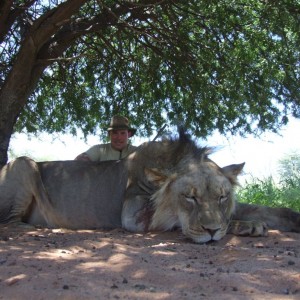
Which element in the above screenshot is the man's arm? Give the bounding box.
[74,153,91,161]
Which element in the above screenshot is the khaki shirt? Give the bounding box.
[84,143,137,161]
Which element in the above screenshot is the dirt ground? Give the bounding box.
[0,226,299,300]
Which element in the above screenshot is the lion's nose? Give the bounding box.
[204,228,220,237]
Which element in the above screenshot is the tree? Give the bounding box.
[1,0,299,167]
[278,151,300,180]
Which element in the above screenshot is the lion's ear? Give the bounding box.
[221,163,245,185]
[144,168,168,187]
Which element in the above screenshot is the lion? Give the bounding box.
[0,129,299,243]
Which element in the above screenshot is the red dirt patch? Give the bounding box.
[1,227,299,299]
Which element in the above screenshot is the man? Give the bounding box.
[75,115,137,161]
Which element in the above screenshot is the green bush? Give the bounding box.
[236,174,300,212]
[237,151,300,212]
[279,173,300,211]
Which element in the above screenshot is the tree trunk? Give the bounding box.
[0,36,39,167]
[0,0,88,168]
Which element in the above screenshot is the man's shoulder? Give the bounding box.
[89,143,111,150]
[85,143,111,156]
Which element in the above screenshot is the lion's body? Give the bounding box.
[0,130,299,243]
[0,158,127,229]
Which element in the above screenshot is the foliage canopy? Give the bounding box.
[0,0,300,148]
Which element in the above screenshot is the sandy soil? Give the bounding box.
[0,226,299,300]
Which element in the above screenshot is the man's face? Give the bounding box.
[110,129,131,151]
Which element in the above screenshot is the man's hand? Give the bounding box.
[74,153,91,161]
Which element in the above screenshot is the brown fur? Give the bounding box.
[1,129,300,243]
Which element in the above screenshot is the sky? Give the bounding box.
[207,117,300,183]
[9,117,300,185]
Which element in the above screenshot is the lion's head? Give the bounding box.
[123,129,244,243]
[145,161,244,243]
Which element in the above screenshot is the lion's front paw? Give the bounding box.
[228,220,268,237]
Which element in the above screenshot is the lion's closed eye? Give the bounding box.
[184,194,198,204]
[219,195,228,205]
